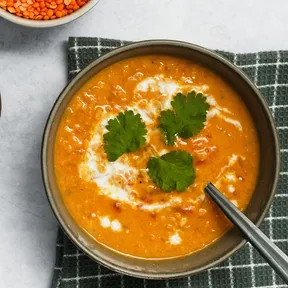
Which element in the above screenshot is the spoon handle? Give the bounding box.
[205,182,288,284]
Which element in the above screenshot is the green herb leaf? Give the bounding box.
[104,110,147,161]
[147,150,195,192]
[159,91,210,145]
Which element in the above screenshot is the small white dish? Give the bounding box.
[0,0,99,28]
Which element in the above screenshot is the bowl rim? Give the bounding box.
[0,0,99,28]
[41,39,280,279]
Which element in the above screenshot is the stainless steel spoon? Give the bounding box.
[205,182,288,284]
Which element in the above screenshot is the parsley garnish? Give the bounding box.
[147,150,195,192]
[159,91,210,145]
[104,110,147,161]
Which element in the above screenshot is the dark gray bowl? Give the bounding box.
[42,40,280,279]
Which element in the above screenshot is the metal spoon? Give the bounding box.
[205,182,288,284]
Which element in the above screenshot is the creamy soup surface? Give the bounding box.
[54,55,259,258]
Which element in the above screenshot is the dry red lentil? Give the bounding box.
[0,0,89,20]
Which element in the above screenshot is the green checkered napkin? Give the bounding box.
[52,37,288,288]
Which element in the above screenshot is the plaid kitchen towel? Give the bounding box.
[52,37,288,288]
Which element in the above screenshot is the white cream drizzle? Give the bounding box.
[99,216,122,232]
[78,75,245,212]
[228,185,236,193]
[134,74,209,110]
[169,232,182,245]
[79,121,183,211]
[207,108,242,131]
[215,154,245,190]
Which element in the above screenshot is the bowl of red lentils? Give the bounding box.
[0,0,99,27]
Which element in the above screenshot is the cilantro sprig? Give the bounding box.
[159,91,210,145]
[147,150,195,192]
[104,110,147,161]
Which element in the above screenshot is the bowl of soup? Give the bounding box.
[42,40,280,278]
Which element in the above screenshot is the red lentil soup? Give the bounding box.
[54,55,259,258]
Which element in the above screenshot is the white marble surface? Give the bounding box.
[1,0,288,287]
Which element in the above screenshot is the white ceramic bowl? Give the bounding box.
[0,0,99,28]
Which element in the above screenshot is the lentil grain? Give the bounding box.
[1,0,89,20]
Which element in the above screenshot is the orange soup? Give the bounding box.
[54,55,259,258]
